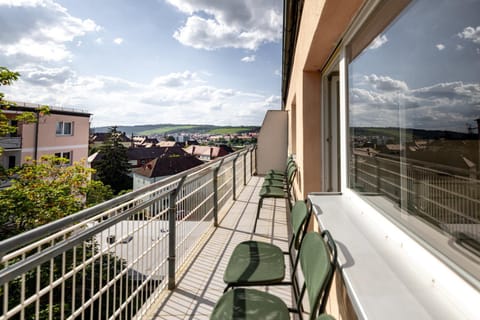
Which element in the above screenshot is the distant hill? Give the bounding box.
[92,124,260,136]
[352,127,476,140]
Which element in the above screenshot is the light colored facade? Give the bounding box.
[281,0,479,318]
[0,103,90,168]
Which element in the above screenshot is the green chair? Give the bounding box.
[210,231,337,320]
[265,155,294,177]
[254,163,297,233]
[223,200,312,293]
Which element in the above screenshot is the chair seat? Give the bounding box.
[224,241,285,284]
[259,186,287,197]
[262,179,285,188]
[264,173,286,181]
[267,169,285,175]
[210,288,290,320]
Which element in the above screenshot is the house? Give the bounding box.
[133,148,203,189]
[184,145,232,161]
[126,146,185,168]
[90,131,131,148]
[157,141,184,148]
[0,102,90,168]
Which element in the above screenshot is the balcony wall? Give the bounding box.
[256,110,288,175]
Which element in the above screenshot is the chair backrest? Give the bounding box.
[290,199,312,250]
[286,163,297,190]
[297,231,337,320]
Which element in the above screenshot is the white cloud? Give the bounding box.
[166,0,282,50]
[113,37,124,45]
[458,26,480,44]
[436,43,445,51]
[274,69,281,76]
[95,37,103,45]
[351,74,480,131]
[369,34,388,50]
[241,55,255,62]
[1,68,278,126]
[0,0,100,62]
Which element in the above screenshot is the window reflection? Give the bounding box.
[348,0,480,257]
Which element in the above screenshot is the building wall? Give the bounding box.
[20,112,90,164]
[285,0,364,198]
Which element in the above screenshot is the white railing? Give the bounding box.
[0,137,21,149]
[352,152,480,249]
[0,146,256,320]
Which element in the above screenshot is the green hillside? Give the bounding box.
[92,124,260,136]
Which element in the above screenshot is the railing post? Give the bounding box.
[232,154,239,201]
[243,151,247,186]
[213,160,223,227]
[375,157,381,193]
[168,177,186,290]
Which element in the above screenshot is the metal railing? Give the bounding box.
[0,137,21,149]
[0,146,256,320]
[352,152,480,251]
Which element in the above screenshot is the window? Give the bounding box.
[56,121,73,135]
[347,0,480,280]
[54,151,71,164]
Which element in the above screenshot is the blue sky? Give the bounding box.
[0,0,282,127]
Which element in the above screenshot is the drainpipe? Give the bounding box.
[34,110,40,161]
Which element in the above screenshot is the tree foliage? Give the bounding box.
[0,155,113,239]
[94,126,132,194]
[0,66,50,152]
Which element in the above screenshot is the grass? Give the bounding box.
[207,127,255,135]
[138,125,197,135]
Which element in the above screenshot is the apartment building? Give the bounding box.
[0,102,90,168]
[275,0,479,318]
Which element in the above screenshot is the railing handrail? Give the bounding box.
[0,145,255,257]
[353,149,478,180]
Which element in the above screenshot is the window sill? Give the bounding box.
[308,191,479,320]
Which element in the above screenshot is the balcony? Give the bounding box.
[0,137,21,150]
[0,146,293,319]
[1,142,479,319]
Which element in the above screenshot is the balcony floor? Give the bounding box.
[145,176,292,319]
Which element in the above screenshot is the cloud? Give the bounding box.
[458,26,480,44]
[166,0,282,50]
[436,43,445,51]
[0,0,100,61]
[363,74,409,92]
[95,37,103,45]
[1,68,278,126]
[274,69,281,76]
[351,74,480,131]
[113,37,124,45]
[241,55,255,62]
[369,34,388,50]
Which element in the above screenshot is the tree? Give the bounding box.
[0,66,49,154]
[0,155,113,239]
[94,126,132,194]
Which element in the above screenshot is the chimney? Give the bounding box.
[210,147,214,159]
[192,146,195,155]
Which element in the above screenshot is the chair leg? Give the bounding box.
[253,197,264,233]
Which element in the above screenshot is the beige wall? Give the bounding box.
[285,0,364,199]
[256,110,288,175]
[21,113,90,164]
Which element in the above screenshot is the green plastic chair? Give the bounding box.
[223,200,312,293]
[265,155,294,177]
[254,163,297,233]
[210,231,337,320]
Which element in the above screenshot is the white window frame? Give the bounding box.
[56,121,74,136]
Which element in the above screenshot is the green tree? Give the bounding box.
[94,126,132,194]
[0,155,113,239]
[0,66,49,154]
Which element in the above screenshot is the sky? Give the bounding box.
[349,0,480,133]
[0,0,283,127]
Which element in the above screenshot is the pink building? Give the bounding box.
[0,102,90,168]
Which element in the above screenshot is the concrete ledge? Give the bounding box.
[309,191,479,320]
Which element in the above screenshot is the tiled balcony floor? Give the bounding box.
[145,176,292,319]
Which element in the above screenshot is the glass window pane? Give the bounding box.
[348,0,480,278]
[56,122,63,135]
[63,122,72,135]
